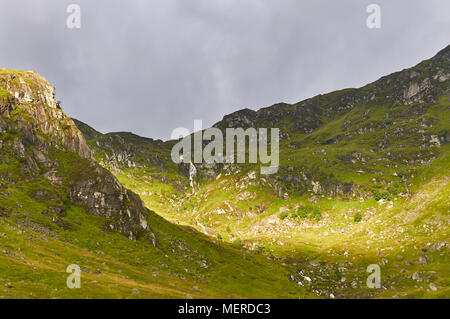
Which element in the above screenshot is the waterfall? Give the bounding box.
[189,161,197,193]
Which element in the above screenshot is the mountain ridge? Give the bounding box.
[72,45,449,298]
[1,44,449,299]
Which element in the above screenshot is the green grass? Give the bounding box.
[97,108,450,298]
[1,58,449,299]
[0,179,317,298]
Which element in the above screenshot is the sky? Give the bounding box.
[0,0,449,140]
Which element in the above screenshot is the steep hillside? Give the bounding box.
[0,68,314,299]
[75,45,450,298]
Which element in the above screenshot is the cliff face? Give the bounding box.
[0,69,156,245]
[0,69,92,159]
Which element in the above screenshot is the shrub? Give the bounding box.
[296,206,309,218]
[387,182,402,195]
[279,211,289,220]
[312,206,322,221]
[217,234,223,241]
[333,269,343,280]
[373,189,392,201]
[354,212,363,223]
[292,206,321,221]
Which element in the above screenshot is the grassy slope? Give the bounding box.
[114,152,449,298]
[0,69,312,299]
[103,94,450,298]
[63,48,450,298]
[2,52,448,298]
[0,150,312,299]
[0,208,313,298]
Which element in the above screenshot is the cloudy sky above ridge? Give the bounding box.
[0,0,449,139]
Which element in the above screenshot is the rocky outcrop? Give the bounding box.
[0,69,157,246]
[214,108,258,129]
[68,161,157,244]
[0,69,92,159]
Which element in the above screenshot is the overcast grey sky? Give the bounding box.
[0,0,449,139]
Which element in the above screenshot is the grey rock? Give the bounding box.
[132,288,140,295]
[411,271,423,282]
[417,255,428,265]
[429,241,447,252]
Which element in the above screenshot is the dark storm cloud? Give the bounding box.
[0,0,449,139]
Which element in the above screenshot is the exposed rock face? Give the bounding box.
[216,108,258,128]
[74,128,168,171]
[0,69,92,159]
[0,69,157,245]
[213,102,322,136]
[68,160,156,244]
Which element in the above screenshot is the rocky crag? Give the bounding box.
[0,69,156,244]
